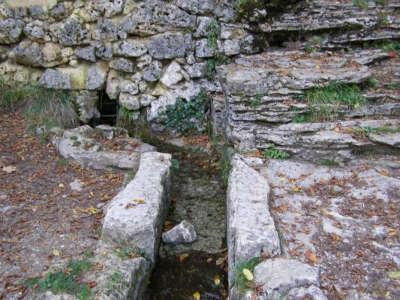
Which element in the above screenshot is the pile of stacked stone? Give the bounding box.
[0,0,258,125]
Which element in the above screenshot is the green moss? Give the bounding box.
[25,259,93,300]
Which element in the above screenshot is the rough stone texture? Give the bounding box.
[86,242,151,300]
[218,49,400,158]
[256,157,400,299]
[369,132,400,148]
[102,152,171,262]
[162,220,197,245]
[147,32,192,59]
[54,125,155,170]
[254,258,319,297]
[0,19,24,44]
[227,155,281,291]
[75,90,100,123]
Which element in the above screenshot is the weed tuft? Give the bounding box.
[0,78,78,134]
[297,82,365,122]
[206,19,220,50]
[249,94,262,109]
[353,0,369,9]
[114,246,143,260]
[25,259,93,300]
[206,53,231,80]
[262,144,290,159]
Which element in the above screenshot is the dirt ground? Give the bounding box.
[0,111,124,299]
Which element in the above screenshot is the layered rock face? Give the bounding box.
[217,0,400,160]
[0,0,258,126]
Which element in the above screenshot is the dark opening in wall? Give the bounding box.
[95,90,118,126]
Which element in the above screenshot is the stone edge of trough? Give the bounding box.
[35,151,172,300]
[227,154,325,300]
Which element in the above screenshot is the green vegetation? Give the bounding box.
[375,0,388,5]
[235,0,301,20]
[317,159,340,167]
[206,52,231,80]
[352,0,368,9]
[0,78,78,133]
[25,259,92,300]
[352,125,400,139]
[219,144,233,187]
[171,158,180,172]
[159,91,210,134]
[384,82,400,90]
[304,36,325,53]
[380,41,400,55]
[106,271,126,291]
[296,82,366,122]
[116,106,137,128]
[234,257,260,292]
[262,144,290,159]
[206,19,220,50]
[293,112,313,123]
[114,247,143,260]
[249,94,262,109]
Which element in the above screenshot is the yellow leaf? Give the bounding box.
[178,253,189,262]
[2,165,16,173]
[388,270,400,279]
[242,268,253,281]
[193,291,200,300]
[213,275,220,286]
[134,198,145,204]
[58,183,65,188]
[87,207,98,214]
[291,185,302,193]
[52,249,61,256]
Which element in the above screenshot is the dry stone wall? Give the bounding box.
[0,0,258,125]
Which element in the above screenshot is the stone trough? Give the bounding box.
[38,128,171,300]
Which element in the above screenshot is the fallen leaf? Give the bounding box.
[242,268,254,281]
[178,253,189,263]
[134,198,145,204]
[193,291,200,300]
[214,275,220,286]
[388,270,400,279]
[52,249,61,256]
[2,165,16,173]
[216,255,227,266]
[305,249,317,264]
[388,228,397,237]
